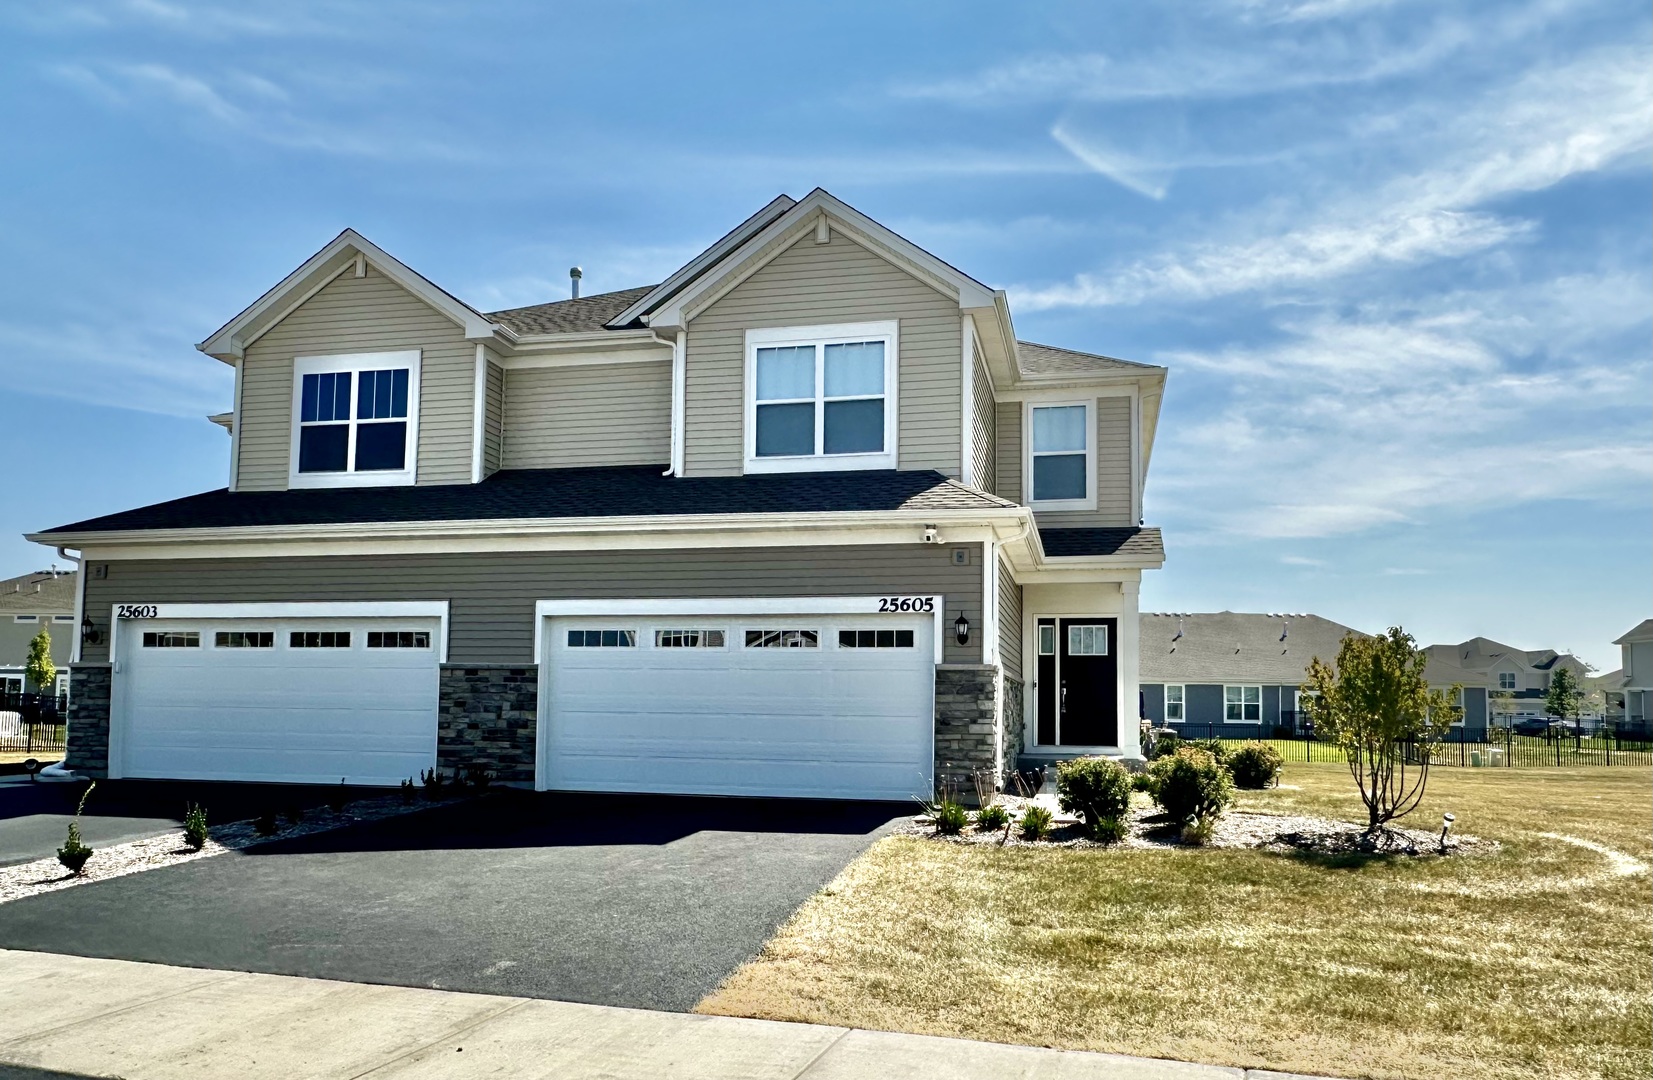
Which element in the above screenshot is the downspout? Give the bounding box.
[57,547,83,665]
[654,330,686,476]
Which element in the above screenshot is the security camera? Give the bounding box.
[922,526,939,544]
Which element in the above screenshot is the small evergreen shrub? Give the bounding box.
[400,778,417,804]
[57,782,96,875]
[254,813,279,837]
[1090,816,1129,845]
[1228,741,1285,789]
[1150,730,1183,760]
[931,799,968,836]
[1018,803,1053,841]
[182,803,209,851]
[1147,747,1234,826]
[1056,756,1134,840]
[975,802,1011,831]
[1131,772,1154,794]
[420,767,446,800]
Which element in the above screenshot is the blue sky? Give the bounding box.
[1,0,1647,668]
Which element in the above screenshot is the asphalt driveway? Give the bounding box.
[0,790,903,1012]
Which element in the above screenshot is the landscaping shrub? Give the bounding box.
[930,798,967,835]
[57,782,95,875]
[1018,804,1053,841]
[254,813,279,837]
[400,778,416,804]
[421,767,446,800]
[1182,815,1218,846]
[975,802,1011,832]
[283,804,305,826]
[1131,772,1154,794]
[1147,747,1234,826]
[1228,741,1285,789]
[1090,816,1129,845]
[182,804,208,851]
[1055,756,1134,840]
[328,781,350,813]
[463,765,494,791]
[1188,738,1231,765]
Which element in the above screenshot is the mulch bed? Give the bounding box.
[899,795,1493,857]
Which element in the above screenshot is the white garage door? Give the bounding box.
[543,612,934,800]
[116,617,439,785]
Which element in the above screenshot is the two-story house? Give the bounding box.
[1612,620,1652,734]
[29,190,1165,800]
[0,569,76,700]
[1423,637,1587,730]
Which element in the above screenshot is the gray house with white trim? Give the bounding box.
[30,189,1168,799]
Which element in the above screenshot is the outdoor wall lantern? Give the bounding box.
[953,611,971,646]
[80,615,100,646]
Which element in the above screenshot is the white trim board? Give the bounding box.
[533,596,947,667]
[107,601,452,665]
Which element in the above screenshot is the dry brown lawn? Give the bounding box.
[698,763,1653,1080]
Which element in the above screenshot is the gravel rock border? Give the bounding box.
[900,795,1493,857]
[0,792,463,907]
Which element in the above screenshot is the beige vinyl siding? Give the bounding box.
[971,356,995,491]
[236,265,474,490]
[683,231,962,477]
[482,358,504,475]
[502,362,671,469]
[994,401,1022,503]
[997,558,1022,682]
[1033,395,1135,528]
[81,546,983,665]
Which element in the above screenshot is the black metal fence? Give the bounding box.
[1156,723,1653,768]
[0,691,68,756]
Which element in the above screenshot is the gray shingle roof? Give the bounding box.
[1040,527,1163,560]
[487,286,657,336]
[1016,341,1160,376]
[0,570,75,615]
[38,466,1018,534]
[1139,612,1364,685]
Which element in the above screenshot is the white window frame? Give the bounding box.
[288,350,422,489]
[1224,684,1262,723]
[1497,671,1517,690]
[743,322,899,474]
[1164,684,1185,723]
[1023,399,1096,511]
[13,615,37,623]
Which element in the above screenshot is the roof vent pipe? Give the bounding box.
[569,266,582,299]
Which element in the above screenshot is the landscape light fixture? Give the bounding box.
[953,611,970,646]
[1439,812,1456,855]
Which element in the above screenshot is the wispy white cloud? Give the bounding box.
[13,0,349,39]
[1281,554,1328,567]
[45,60,478,161]
[1013,43,1651,309]
[0,316,230,419]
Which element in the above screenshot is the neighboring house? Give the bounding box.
[1613,619,1653,733]
[0,569,75,700]
[1422,637,1588,731]
[28,189,1167,799]
[1138,612,1366,735]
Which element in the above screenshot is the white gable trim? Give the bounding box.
[198,229,509,363]
[638,190,998,330]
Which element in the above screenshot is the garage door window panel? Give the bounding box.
[367,630,430,649]
[655,629,726,648]
[215,631,274,648]
[745,629,819,649]
[568,629,636,648]
[291,631,351,649]
[142,631,199,648]
[839,629,915,648]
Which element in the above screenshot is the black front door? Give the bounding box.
[1056,617,1118,746]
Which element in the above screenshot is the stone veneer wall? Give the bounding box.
[934,664,999,804]
[1002,675,1025,776]
[437,664,538,786]
[65,664,112,778]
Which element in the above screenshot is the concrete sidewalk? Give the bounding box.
[0,949,1327,1079]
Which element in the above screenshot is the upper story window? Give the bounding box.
[289,351,421,488]
[744,322,898,473]
[1026,401,1095,511]
[1498,672,1517,690]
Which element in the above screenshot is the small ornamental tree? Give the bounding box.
[1302,627,1460,835]
[25,627,55,696]
[1544,666,1584,728]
